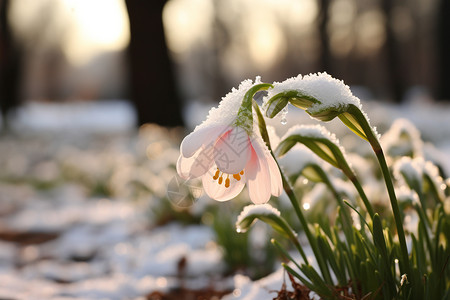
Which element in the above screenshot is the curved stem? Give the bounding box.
[281,173,333,285]
[374,144,411,276]
[349,176,375,220]
[313,165,354,242]
[252,100,333,285]
[344,105,411,277]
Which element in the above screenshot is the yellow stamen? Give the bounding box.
[233,173,241,181]
[225,177,230,188]
[218,176,223,185]
[240,170,244,175]
[213,169,220,180]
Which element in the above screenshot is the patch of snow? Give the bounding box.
[22,260,109,283]
[10,100,136,133]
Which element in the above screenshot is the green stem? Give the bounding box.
[252,100,333,286]
[236,83,273,132]
[281,173,333,285]
[374,145,411,276]
[349,176,375,220]
[343,105,411,277]
[314,165,354,242]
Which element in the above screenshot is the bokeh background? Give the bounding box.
[0,0,450,298]
[1,0,449,130]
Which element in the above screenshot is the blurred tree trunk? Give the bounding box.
[125,0,183,127]
[437,0,450,100]
[381,0,403,102]
[0,0,22,130]
[318,0,331,73]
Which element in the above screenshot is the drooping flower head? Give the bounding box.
[177,78,282,204]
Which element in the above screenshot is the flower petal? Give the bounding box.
[202,165,245,201]
[246,143,271,204]
[266,152,283,196]
[177,145,214,179]
[181,125,230,158]
[213,127,251,174]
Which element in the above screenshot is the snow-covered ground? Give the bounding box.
[0,98,449,299]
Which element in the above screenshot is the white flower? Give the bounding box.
[177,80,282,204]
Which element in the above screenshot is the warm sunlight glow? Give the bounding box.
[245,10,286,69]
[9,0,130,66]
[62,0,130,65]
[162,0,214,55]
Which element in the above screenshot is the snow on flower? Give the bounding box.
[177,79,282,204]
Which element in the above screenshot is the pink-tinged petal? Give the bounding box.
[181,125,230,158]
[202,165,245,201]
[213,127,251,174]
[266,152,283,196]
[246,144,271,204]
[176,145,214,179]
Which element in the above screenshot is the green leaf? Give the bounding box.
[252,99,272,150]
[237,209,308,263]
[264,90,318,118]
[276,133,352,179]
[236,83,273,132]
[338,111,368,141]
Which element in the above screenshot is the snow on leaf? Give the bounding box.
[194,77,262,132]
[264,72,361,117]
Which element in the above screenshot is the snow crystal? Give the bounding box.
[194,77,262,132]
[236,204,281,226]
[265,72,362,116]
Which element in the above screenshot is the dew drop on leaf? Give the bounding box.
[280,106,288,125]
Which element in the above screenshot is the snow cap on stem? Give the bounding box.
[236,204,298,246]
[264,72,361,121]
[263,72,379,143]
[276,124,352,177]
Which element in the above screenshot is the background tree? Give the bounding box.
[0,0,22,131]
[125,0,183,127]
